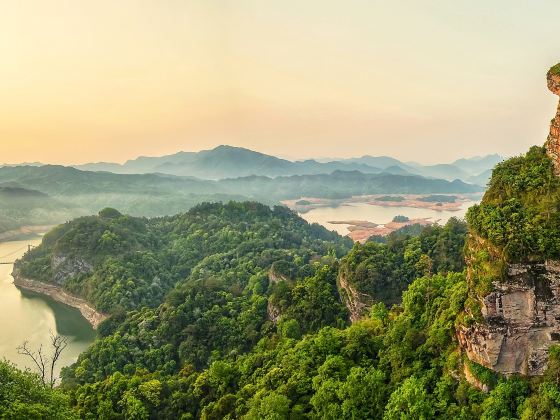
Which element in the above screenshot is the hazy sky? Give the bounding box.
[2,1,560,164]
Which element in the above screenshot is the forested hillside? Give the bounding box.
[0,186,85,234]
[10,196,560,418]
[0,163,481,234]
[17,203,350,313]
[10,202,480,418]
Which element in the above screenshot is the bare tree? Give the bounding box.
[17,331,68,388]
[17,341,47,384]
[48,334,68,388]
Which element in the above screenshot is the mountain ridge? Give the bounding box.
[65,144,502,183]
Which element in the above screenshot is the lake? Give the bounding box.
[0,238,95,379]
[299,201,476,235]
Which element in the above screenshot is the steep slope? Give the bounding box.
[337,219,467,320]
[458,65,560,377]
[16,202,351,315]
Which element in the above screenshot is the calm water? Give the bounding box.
[0,238,95,378]
[300,201,476,235]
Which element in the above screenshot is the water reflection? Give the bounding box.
[0,238,95,378]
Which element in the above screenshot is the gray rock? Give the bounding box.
[459,261,560,376]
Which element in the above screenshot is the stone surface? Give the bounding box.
[458,261,560,376]
[545,71,560,175]
[12,269,107,328]
[337,271,372,322]
[51,254,93,285]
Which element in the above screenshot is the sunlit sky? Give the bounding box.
[2,1,560,164]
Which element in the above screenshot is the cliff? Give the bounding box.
[459,63,560,379]
[546,65,560,175]
[458,260,560,376]
[12,269,107,328]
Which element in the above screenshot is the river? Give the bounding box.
[0,238,95,379]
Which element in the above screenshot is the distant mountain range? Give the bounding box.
[0,145,493,234]
[69,145,502,185]
[0,162,481,234]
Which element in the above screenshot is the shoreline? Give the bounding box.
[0,225,55,242]
[11,270,107,329]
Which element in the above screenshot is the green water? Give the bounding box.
[0,238,95,379]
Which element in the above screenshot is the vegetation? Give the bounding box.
[7,196,560,418]
[0,186,84,234]
[0,361,76,419]
[391,215,410,223]
[17,202,351,314]
[549,63,560,76]
[63,271,510,419]
[340,218,467,306]
[0,163,482,234]
[376,195,405,202]
[467,146,560,263]
[418,195,457,203]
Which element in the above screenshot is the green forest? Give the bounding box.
[0,163,481,235]
[4,165,560,419]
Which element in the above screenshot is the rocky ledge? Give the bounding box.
[545,68,560,174]
[337,271,372,322]
[12,269,107,329]
[458,261,560,376]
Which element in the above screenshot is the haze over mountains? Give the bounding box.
[0,145,492,236]
[72,145,502,184]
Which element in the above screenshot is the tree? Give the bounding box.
[383,376,435,420]
[17,331,68,388]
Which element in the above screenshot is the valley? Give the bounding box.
[3,3,559,418]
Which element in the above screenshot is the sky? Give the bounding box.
[1,0,560,165]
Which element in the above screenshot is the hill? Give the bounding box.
[71,144,500,183]
[0,165,482,233]
[75,145,388,179]
[16,202,475,418]
[0,186,84,234]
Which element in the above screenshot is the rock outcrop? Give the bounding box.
[458,261,560,376]
[545,66,560,174]
[459,64,560,379]
[51,254,93,285]
[337,271,372,322]
[12,269,107,328]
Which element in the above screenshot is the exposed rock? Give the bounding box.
[268,269,288,285]
[545,69,560,174]
[12,269,107,329]
[458,260,560,376]
[337,271,372,322]
[267,300,281,324]
[51,254,93,285]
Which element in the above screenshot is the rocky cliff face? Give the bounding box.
[51,254,93,285]
[546,68,560,175]
[459,65,560,378]
[458,260,560,376]
[337,271,372,322]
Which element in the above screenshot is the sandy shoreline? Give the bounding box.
[12,270,107,329]
[0,225,55,242]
